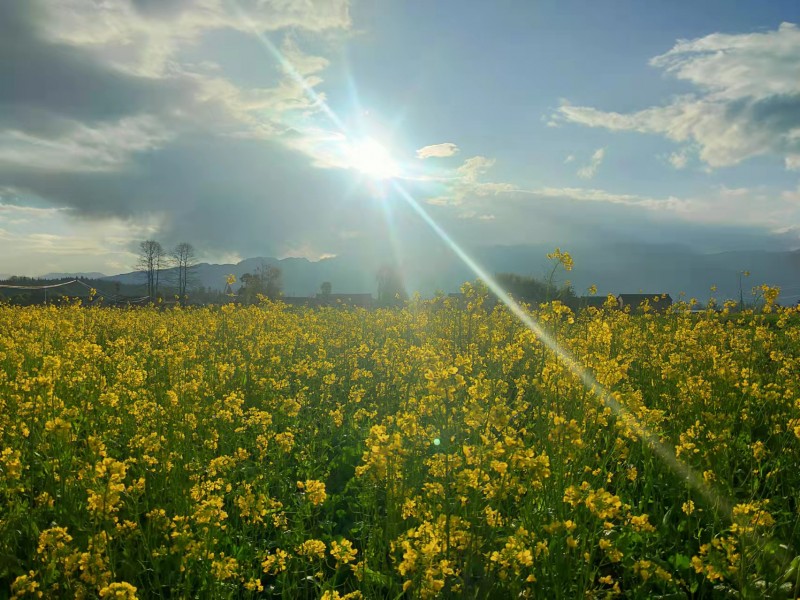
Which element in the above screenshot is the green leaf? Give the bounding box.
[670,553,691,570]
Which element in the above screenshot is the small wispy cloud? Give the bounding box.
[668,149,690,170]
[577,147,606,179]
[416,142,459,159]
[564,154,575,163]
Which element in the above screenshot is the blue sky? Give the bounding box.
[0,0,799,276]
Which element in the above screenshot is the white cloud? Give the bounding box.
[456,210,495,221]
[649,23,800,101]
[0,202,66,218]
[416,142,460,159]
[781,184,800,203]
[0,204,65,227]
[457,156,495,182]
[668,149,690,169]
[279,243,337,261]
[577,147,606,179]
[0,211,163,276]
[553,23,800,170]
[424,153,800,235]
[0,116,171,172]
[280,36,331,77]
[564,154,575,163]
[36,0,351,76]
[1,1,347,178]
[427,156,516,207]
[526,184,800,234]
[532,186,689,212]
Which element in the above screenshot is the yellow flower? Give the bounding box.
[330,539,358,567]
[10,571,41,600]
[297,479,327,506]
[296,539,326,561]
[98,582,138,599]
[627,514,655,533]
[210,555,239,581]
[262,548,289,574]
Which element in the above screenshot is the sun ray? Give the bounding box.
[231,0,758,536]
[391,181,733,513]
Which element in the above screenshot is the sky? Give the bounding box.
[1,0,799,277]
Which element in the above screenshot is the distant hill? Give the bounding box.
[102,256,377,297]
[470,244,800,305]
[97,244,800,305]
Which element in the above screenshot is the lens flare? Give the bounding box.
[391,182,730,512]
[344,137,401,180]
[230,0,769,545]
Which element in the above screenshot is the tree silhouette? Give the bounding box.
[171,242,197,302]
[137,240,165,301]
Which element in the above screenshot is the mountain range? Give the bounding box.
[36,244,799,305]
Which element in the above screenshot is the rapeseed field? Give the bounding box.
[1,285,799,598]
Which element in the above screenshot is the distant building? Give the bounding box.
[575,296,609,309]
[616,293,673,313]
[316,293,374,308]
[281,296,315,307]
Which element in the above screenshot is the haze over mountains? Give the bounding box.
[35,244,800,305]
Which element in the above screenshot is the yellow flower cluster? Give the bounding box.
[0,287,798,597]
[297,479,327,506]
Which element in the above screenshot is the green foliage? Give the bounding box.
[494,272,576,305]
[238,264,282,304]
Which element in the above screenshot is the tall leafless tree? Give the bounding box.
[137,240,165,302]
[171,242,197,302]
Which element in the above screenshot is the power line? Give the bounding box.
[0,279,80,290]
[0,278,151,303]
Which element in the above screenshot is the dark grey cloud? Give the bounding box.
[130,0,195,19]
[0,2,190,125]
[0,0,361,260]
[0,131,392,258]
[726,94,800,140]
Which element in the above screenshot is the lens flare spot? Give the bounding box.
[345,137,401,180]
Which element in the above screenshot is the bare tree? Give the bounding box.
[171,242,197,302]
[137,240,165,302]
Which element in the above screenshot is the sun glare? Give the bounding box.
[345,137,401,180]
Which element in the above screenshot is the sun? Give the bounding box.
[344,137,401,180]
